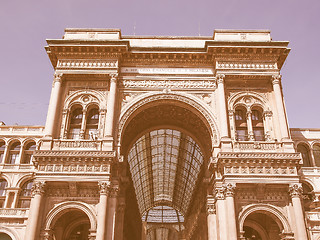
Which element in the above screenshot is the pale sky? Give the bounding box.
[0,0,319,128]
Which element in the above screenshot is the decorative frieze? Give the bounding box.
[120,79,216,89]
[57,59,118,69]
[216,62,277,70]
[233,142,281,151]
[0,209,28,218]
[53,140,101,150]
[206,196,216,215]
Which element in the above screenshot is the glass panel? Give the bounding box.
[298,144,311,167]
[0,180,8,196]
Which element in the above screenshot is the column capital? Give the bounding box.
[31,181,46,197]
[216,74,225,84]
[224,183,236,197]
[109,73,118,82]
[289,183,303,198]
[263,110,273,118]
[215,187,225,200]
[98,181,111,195]
[108,184,120,198]
[272,74,282,85]
[206,195,216,215]
[53,73,63,83]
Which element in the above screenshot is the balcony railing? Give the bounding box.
[233,141,282,152]
[53,139,102,150]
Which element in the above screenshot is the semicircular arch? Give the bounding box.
[238,203,291,233]
[117,92,220,154]
[44,201,97,231]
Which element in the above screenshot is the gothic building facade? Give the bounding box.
[0,29,319,240]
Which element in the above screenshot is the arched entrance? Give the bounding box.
[0,233,12,240]
[43,202,96,240]
[119,94,216,239]
[239,204,292,240]
[51,209,90,240]
[243,213,281,240]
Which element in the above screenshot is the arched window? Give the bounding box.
[313,144,320,167]
[0,179,8,207]
[18,181,33,208]
[85,108,99,140]
[297,144,312,167]
[7,142,21,164]
[22,141,36,164]
[68,108,83,139]
[0,141,5,163]
[235,107,247,141]
[252,108,265,141]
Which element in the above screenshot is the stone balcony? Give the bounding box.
[52,139,103,151]
[232,141,282,152]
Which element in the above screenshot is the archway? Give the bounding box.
[51,209,90,240]
[119,95,216,239]
[0,233,12,240]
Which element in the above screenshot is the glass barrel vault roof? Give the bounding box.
[127,129,204,219]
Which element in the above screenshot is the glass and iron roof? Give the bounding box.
[127,129,204,219]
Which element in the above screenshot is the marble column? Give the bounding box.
[289,184,308,240]
[80,109,87,139]
[44,73,63,137]
[105,73,118,137]
[216,74,229,139]
[225,183,237,240]
[272,75,289,140]
[25,181,46,240]
[215,187,228,240]
[106,184,119,240]
[96,181,110,240]
[207,195,218,240]
[246,110,254,141]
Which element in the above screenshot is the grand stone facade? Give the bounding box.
[0,29,318,240]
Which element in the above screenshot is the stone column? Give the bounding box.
[215,187,228,240]
[228,110,236,140]
[263,111,272,141]
[115,198,126,240]
[246,110,254,140]
[141,221,148,240]
[106,184,119,240]
[80,109,87,139]
[272,75,289,140]
[216,74,229,139]
[207,195,218,240]
[225,183,237,240]
[25,181,46,240]
[44,73,63,137]
[289,184,308,240]
[105,73,118,137]
[96,181,110,240]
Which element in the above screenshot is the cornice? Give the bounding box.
[33,150,115,158]
[218,152,301,161]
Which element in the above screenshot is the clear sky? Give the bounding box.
[0,0,319,128]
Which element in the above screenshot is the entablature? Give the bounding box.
[33,150,114,175]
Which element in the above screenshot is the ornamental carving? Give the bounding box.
[31,181,46,196]
[120,80,216,89]
[206,196,216,215]
[289,184,303,198]
[215,187,225,200]
[216,74,225,84]
[98,181,111,195]
[216,62,277,70]
[57,59,118,69]
[272,74,282,85]
[108,185,119,198]
[224,183,236,197]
